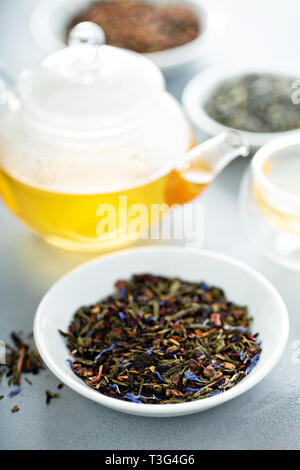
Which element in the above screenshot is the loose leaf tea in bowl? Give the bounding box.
[204,73,300,133]
[66,0,201,53]
[60,274,261,404]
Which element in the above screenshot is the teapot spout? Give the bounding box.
[179,131,249,183]
[165,131,249,206]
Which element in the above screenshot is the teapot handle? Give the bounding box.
[166,131,249,205]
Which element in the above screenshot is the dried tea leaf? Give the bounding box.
[45,390,61,405]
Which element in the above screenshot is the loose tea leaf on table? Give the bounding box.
[0,333,65,413]
[45,390,61,405]
[0,333,44,388]
[61,274,262,404]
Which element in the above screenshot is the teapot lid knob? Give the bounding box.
[67,22,106,71]
[68,22,106,48]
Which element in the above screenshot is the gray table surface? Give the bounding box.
[0,0,299,450]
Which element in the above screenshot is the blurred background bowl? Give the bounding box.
[30,0,212,72]
[182,62,300,150]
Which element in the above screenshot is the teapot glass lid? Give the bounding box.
[17,22,165,134]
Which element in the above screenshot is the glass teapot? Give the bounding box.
[0,23,249,252]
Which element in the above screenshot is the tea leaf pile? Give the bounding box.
[61,274,261,404]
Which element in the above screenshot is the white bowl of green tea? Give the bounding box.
[183,64,300,149]
[30,0,211,72]
[34,247,288,417]
[240,134,300,271]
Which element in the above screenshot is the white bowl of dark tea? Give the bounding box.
[34,247,289,417]
[30,0,211,72]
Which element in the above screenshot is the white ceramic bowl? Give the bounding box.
[34,246,289,417]
[183,63,300,149]
[30,0,210,72]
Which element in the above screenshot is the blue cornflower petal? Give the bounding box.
[184,371,204,383]
[119,361,130,368]
[8,388,21,398]
[239,350,245,360]
[146,347,153,355]
[200,283,209,291]
[66,359,74,368]
[124,393,142,403]
[124,393,157,403]
[155,371,164,382]
[95,343,117,360]
[85,331,95,338]
[252,353,260,363]
[119,288,127,300]
[186,387,202,393]
[246,353,260,374]
[228,326,247,333]
[145,316,156,323]
[118,312,126,321]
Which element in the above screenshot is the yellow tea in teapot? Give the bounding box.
[0,98,216,252]
[0,140,213,252]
